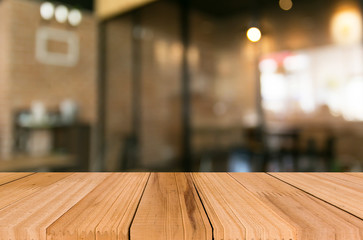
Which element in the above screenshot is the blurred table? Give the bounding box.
[0,172,361,239]
[0,154,75,171]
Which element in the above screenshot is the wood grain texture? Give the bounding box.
[47,173,149,239]
[192,173,296,240]
[0,172,361,240]
[347,172,363,178]
[0,172,71,211]
[0,173,110,240]
[131,173,212,240]
[230,173,363,240]
[0,172,33,185]
[270,172,363,219]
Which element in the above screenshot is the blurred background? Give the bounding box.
[0,0,363,172]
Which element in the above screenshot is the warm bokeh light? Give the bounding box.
[68,9,82,26]
[343,77,363,121]
[55,5,69,23]
[40,2,54,20]
[259,58,277,73]
[331,6,362,45]
[279,0,293,11]
[246,27,261,42]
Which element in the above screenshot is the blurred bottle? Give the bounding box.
[60,99,78,124]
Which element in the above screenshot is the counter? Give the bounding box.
[0,172,362,239]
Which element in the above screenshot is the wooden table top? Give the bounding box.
[0,172,362,239]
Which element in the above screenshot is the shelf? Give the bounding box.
[0,154,76,171]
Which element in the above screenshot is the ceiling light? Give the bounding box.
[246,27,261,42]
[279,0,293,11]
[68,9,82,26]
[40,2,54,20]
[55,5,68,23]
[331,7,362,45]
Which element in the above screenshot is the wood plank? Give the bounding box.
[174,173,212,240]
[0,172,361,239]
[130,173,212,240]
[95,173,150,240]
[346,172,363,179]
[46,173,149,240]
[270,173,363,218]
[0,173,110,240]
[192,173,296,240]
[230,173,363,240]
[0,172,71,210]
[0,172,33,185]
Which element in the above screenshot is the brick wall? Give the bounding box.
[0,0,12,159]
[190,12,251,128]
[104,15,133,170]
[138,2,182,169]
[0,0,98,161]
[104,2,183,170]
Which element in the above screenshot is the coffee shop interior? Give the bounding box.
[0,0,363,172]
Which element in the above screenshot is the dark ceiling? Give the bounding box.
[54,0,93,11]
[54,0,332,17]
[189,0,277,17]
[54,0,279,14]
[185,0,332,17]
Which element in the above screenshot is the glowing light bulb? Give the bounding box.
[246,27,261,42]
[68,9,82,26]
[279,0,293,11]
[40,2,54,20]
[55,5,68,23]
